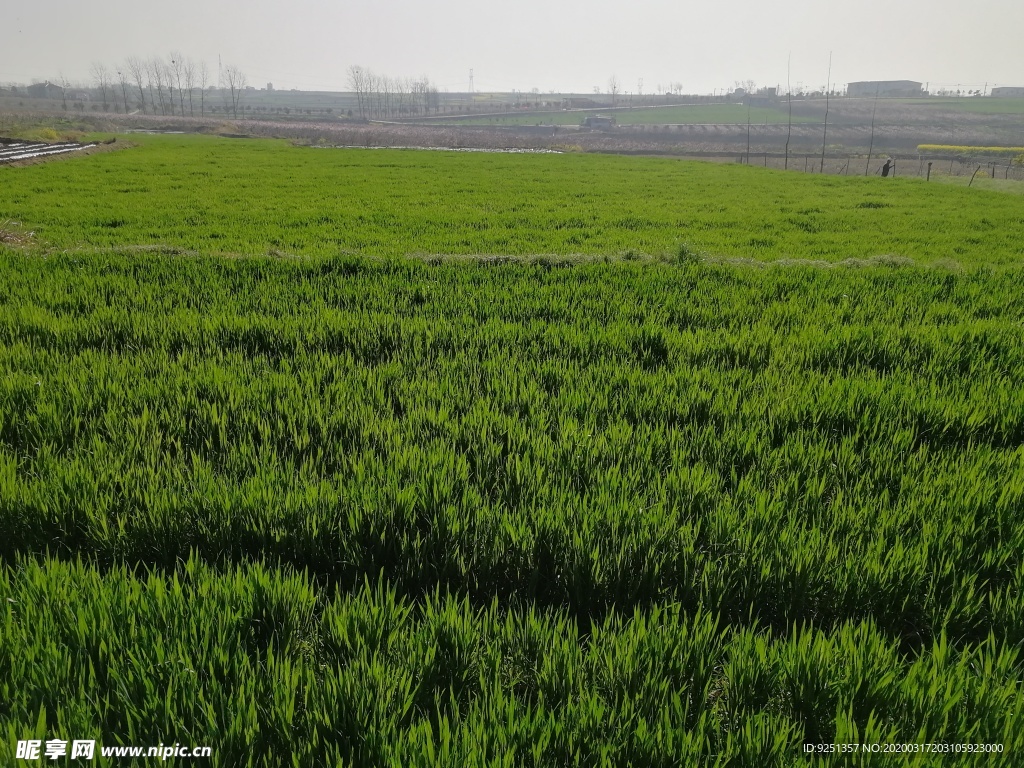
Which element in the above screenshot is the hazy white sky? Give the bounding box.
[2,0,1022,93]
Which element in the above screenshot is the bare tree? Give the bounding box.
[90,62,112,111]
[146,57,169,115]
[160,58,176,115]
[169,53,187,117]
[223,64,247,119]
[410,76,425,116]
[115,67,130,113]
[395,77,410,116]
[58,73,70,111]
[183,57,196,117]
[608,75,620,106]
[220,73,233,114]
[362,68,373,118]
[380,74,390,118]
[126,56,147,113]
[378,74,387,118]
[348,65,367,118]
[198,60,209,116]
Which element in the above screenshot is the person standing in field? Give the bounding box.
[881,158,893,177]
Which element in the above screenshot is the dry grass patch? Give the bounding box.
[0,220,35,246]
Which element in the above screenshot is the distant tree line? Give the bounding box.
[347,66,442,119]
[83,55,247,118]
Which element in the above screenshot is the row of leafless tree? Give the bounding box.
[87,55,248,119]
[347,66,442,119]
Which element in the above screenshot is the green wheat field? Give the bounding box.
[1,135,1023,766]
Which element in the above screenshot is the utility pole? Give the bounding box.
[820,52,832,173]
[746,98,751,165]
[865,84,879,176]
[785,54,792,170]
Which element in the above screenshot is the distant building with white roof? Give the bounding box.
[847,80,923,97]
